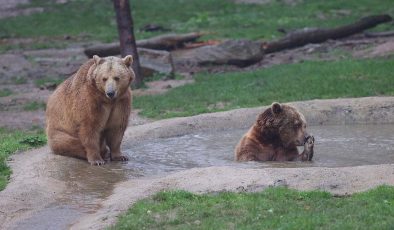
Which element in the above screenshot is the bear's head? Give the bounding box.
[90,55,135,100]
[257,102,309,147]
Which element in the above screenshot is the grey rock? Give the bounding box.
[172,39,264,67]
[138,48,174,77]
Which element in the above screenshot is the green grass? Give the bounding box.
[12,76,28,85]
[0,88,13,97]
[23,101,46,111]
[0,41,68,54]
[134,57,394,119]
[113,186,394,229]
[0,127,46,190]
[34,77,63,88]
[0,0,392,47]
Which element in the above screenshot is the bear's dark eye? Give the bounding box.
[103,78,108,82]
[114,76,120,81]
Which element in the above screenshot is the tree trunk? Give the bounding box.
[113,0,143,87]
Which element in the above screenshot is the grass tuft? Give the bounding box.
[23,101,46,111]
[0,128,47,191]
[0,89,13,97]
[34,77,63,88]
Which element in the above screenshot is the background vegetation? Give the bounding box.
[0,0,393,46]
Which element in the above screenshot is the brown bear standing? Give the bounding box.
[46,55,134,165]
[235,102,314,161]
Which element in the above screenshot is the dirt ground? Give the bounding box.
[1,35,394,130]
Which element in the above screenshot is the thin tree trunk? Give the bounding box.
[113,0,143,87]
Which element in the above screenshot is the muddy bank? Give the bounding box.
[0,97,393,229]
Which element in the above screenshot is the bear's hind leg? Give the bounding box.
[100,137,110,161]
[106,128,129,161]
[48,130,87,160]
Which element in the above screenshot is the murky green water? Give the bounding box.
[123,124,394,176]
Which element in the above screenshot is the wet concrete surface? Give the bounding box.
[14,205,82,230]
[8,154,130,230]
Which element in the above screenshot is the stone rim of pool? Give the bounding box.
[1,97,393,230]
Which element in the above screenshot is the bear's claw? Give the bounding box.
[89,160,106,166]
[112,155,129,161]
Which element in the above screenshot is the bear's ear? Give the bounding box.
[123,55,133,67]
[93,55,101,65]
[271,102,282,115]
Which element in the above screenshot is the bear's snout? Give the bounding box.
[106,90,116,99]
[105,81,117,99]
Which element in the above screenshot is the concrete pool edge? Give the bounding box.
[124,96,394,142]
[73,96,394,229]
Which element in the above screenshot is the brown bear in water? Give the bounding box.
[46,55,134,165]
[235,102,314,161]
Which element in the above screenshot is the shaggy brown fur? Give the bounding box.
[46,55,134,165]
[235,102,314,162]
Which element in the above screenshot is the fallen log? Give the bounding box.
[364,30,394,38]
[263,14,392,53]
[84,32,204,57]
[84,43,120,58]
[172,40,264,67]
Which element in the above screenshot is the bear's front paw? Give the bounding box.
[304,135,315,161]
[112,155,129,161]
[305,135,314,149]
